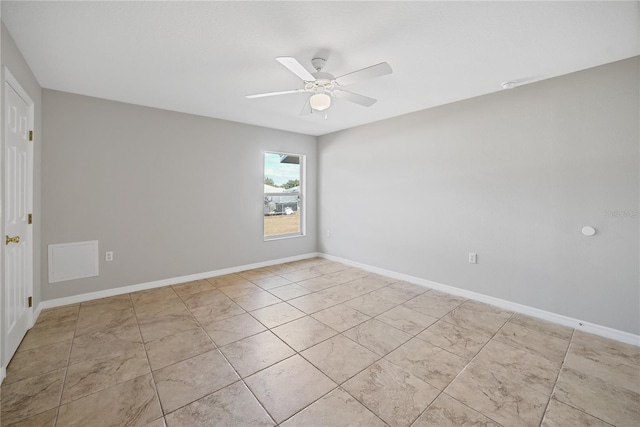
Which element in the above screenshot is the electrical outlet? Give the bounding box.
[105,251,113,262]
[468,252,477,264]
[326,230,332,238]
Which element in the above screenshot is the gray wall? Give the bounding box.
[318,57,640,335]
[1,22,43,368]
[42,90,317,300]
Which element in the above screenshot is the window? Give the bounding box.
[264,152,304,239]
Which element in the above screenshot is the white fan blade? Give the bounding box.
[300,96,313,115]
[335,62,392,86]
[334,90,377,107]
[246,89,305,99]
[276,57,316,82]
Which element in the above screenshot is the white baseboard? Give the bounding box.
[33,250,638,347]
[319,253,640,347]
[37,252,319,312]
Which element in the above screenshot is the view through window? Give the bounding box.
[264,152,303,238]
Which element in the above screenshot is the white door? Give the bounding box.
[3,74,33,364]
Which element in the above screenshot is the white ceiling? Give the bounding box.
[2,1,638,136]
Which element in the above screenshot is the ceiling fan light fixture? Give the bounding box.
[310,93,331,111]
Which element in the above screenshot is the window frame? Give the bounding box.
[263,151,306,241]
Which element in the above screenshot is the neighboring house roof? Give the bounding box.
[264,184,284,193]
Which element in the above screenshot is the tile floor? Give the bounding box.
[1,258,638,426]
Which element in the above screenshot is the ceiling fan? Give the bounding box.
[246,57,392,114]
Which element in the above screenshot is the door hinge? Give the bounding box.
[28,213,33,224]
[29,130,33,141]
[28,296,33,308]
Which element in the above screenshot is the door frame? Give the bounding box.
[1,67,35,380]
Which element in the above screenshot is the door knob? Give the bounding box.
[5,235,20,245]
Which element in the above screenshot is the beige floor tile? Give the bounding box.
[138,308,200,342]
[131,286,180,307]
[343,359,439,427]
[413,393,500,426]
[252,275,293,290]
[287,293,340,314]
[297,275,342,292]
[344,293,397,317]
[145,328,216,371]
[267,283,312,300]
[376,306,438,335]
[471,339,561,396]
[180,288,229,309]
[266,262,303,275]
[0,369,66,426]
[189,297,245,324]
[370,281,427,304]
[219,331,295,377]
[154,350,239,414]
[62,344,150,403]
[281,387,386,427]
[272,316,338,351]
[7,262,637,427]
[17,318,77,352]
[322,285,368,303]
[5,340,71,385]
[495,322,570,364]
[4,407,58,427]
[441,301,512,335]
[553,366,640,426]
[57,373,162,426]
[301,335,379,384]
[312,304,371,332]
[541,398,613,427]
[343,319,412,356]
[219,282,264,299]
[314,261,351,275]
[509,313,574,341]
[250,302,305,328]
[69,322,142,364]
[445,364,548,427]
[403,290,466,318]
[230,290,282,311]
[133,296,187,321]
[280,267,325,282]
[203,312,266,346]
[324,267,370,284]
[165,381,274,427]
[34,305,79,328]
[245,355,336,423]
[238,267,277,281]
[206,273,252,288]
[572,330,640,363]
[385,338,466,390]
[564,339,640,394]
[416,320,492,360]
[75,303,137,337]
[569,331,640,392]
[171,279,215,297]
[144,418,167,427]
[332,279,387,299]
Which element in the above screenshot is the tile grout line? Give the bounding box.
[129,292,168,425]
[538,327,574,426]
[16,259,628,426]
[176,287,280,427]
[53,303,82,427]
[535,329,615,427]
[198,266,389,425]
[405,311,517,427]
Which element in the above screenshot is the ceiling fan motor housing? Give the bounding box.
[311,57,327,71]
